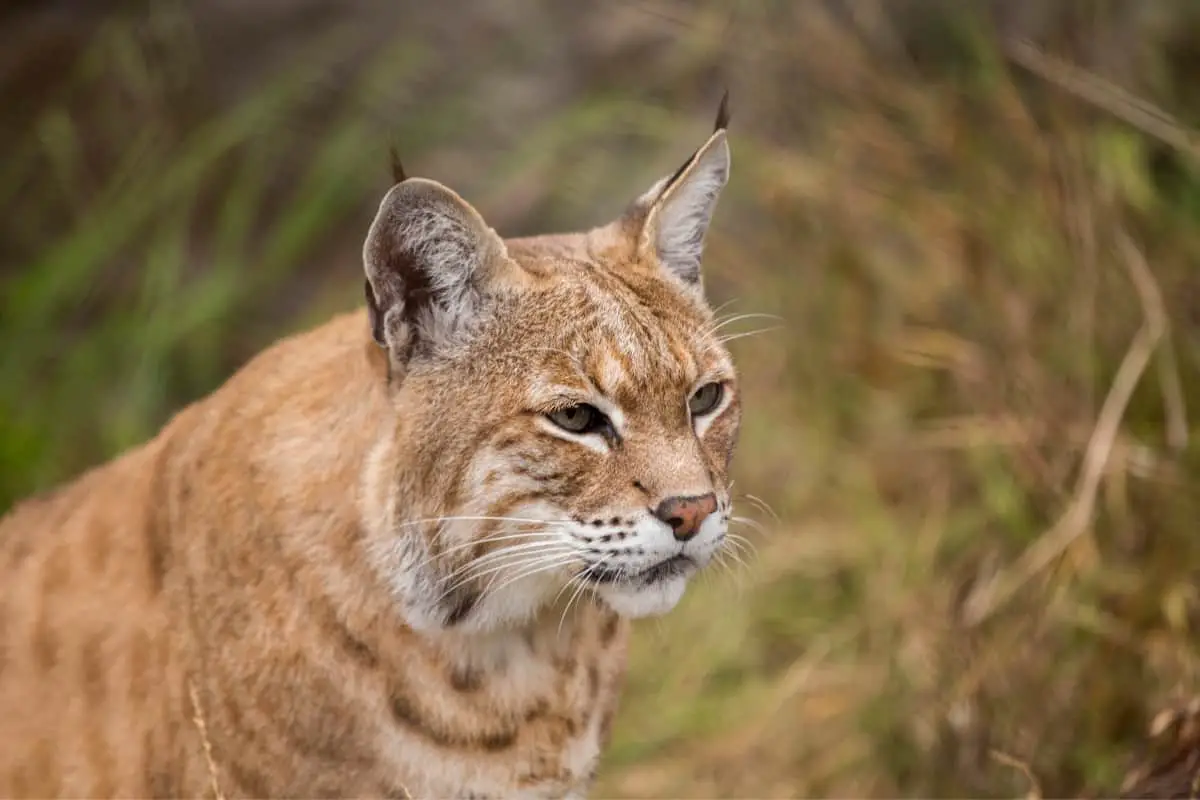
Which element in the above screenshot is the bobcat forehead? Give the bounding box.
[496,272,733,417]
[517,308,709,405]
[0,97,740,799]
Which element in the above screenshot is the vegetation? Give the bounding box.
[2,1,1198,796]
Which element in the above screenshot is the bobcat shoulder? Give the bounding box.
[0,99,742,799]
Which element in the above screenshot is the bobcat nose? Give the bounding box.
[654,493,719,541]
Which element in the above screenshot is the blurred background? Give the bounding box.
[3,0,1200,796]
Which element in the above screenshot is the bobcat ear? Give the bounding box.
[363,177,511,362]
[634,95,731,291]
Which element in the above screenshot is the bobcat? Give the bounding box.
[0,97,741,799]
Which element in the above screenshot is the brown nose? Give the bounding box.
[654,493,719,541]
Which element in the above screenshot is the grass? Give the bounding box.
[2,1,1199,796]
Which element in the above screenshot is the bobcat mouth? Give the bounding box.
[583,554,695,586]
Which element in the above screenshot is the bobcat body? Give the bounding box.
[0,102,740,798]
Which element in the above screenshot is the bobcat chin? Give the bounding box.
[0,95,741,799]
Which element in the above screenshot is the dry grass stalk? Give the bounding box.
[188,679,226,800]
[1156,334,1190,453]
[990,748,1044,800]
[1004,38,1200,167]
[961,232,1168,626]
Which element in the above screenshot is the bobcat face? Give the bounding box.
[362,105,741,631]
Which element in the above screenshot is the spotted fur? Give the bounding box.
[0,104,740,798]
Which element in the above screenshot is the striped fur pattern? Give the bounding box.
[0,104,740,798]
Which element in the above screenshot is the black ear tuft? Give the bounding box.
[389,144,408,184]
[713,89,731,132]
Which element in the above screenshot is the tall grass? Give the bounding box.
[2,1,1198,796]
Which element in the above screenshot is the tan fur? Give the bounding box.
[0,112,740,798]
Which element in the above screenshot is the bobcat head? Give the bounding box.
[361,98,741,632]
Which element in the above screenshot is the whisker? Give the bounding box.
[438,531,565,560]
[718,326,784,344]
[724,533,757,563]
[559,554,611,637]
[442,549,578,603]
[712,549,747,598]
[707,549,734,583]
[699,312,778,342]
[439,544,578,598]
[439,542,572,589]
[740,493,781,525]
[549,561,592,608]
[718,535,757,592]
[693,312,783,354]
[480,554,573,597]
[708,299,741,320]
[477,553,579,601]
[552,573,588,629]
[406,530,564,574]
[730,515,771,538]
[722,530,750,556]
[453,540,574,575]
[717,547,753,604]
[397,515,572,533]
[709,312,785,335]
[727,529,757,549]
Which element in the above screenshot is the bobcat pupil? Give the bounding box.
[548,404,605,434]
[689,382,723,416]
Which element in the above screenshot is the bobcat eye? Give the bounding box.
[547,404,609,435]
[688,382,724,416]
